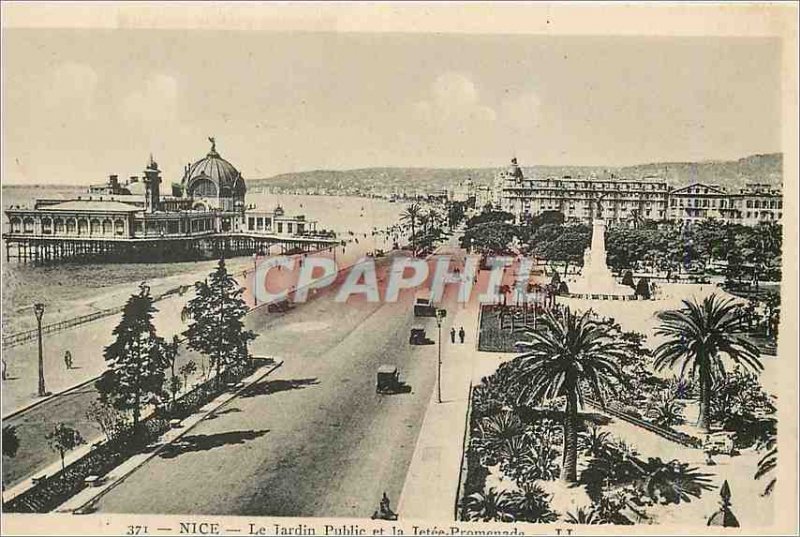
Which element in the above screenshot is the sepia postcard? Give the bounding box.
[1,2,797,536]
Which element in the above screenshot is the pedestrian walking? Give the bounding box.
[458,326,465,344]
[64,350,73,370]
[450,327,456,343]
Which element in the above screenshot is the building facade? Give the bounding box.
[495,158,669,226]
[4,139,323,263]
[493,158,783,227]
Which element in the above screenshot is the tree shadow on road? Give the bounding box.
[239,378,319,399]
[159,429,269,459]
[204,407,243,420]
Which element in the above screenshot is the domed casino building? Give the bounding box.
[3,138,322,263]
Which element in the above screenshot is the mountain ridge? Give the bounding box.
[248,153,782,194]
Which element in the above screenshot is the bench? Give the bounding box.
[169,419,182,429]
[31,476,46,485]
[84,475,102,487]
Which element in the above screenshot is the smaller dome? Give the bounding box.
[507,157,524,180]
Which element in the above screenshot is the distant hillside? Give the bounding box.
[248,153,782,194]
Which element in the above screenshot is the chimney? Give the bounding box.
[109,174,119,190]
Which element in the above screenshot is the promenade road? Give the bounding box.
[90,258,443,517]
[2,233,396,489]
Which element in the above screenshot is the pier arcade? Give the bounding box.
[4,139,331,264]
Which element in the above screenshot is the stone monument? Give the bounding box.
[571,218,634,297]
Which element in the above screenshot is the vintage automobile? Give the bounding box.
[409,325,433,345]
[413,291,436,317]
[704,431,736,456]
[376,365,402,394]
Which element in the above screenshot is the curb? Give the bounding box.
[58,359,284,515]
[2,374,101,420]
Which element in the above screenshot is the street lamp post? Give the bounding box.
[33,302,47,397]
[435,308,447,404]
[252,253,259,307]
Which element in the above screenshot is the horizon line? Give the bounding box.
[1,151,783,188]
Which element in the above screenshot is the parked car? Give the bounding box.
[409,326,433,345]
[414,291,436,317]
[376,365,402,394]
[704,431,736,455]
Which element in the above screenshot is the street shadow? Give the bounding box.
[240,378,319,399]
[378,383,413,395]
[204,407,243,420]
[158,429,269,459]
[581,412,613,426]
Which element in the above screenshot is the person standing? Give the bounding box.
[458,326,465,344]
[450,327,456,343]
[64,350,73,370]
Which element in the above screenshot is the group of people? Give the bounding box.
[449,326,466,344]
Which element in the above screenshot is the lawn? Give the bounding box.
[477,305,547,353]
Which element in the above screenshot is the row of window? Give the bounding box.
[670,198,783,209]
[519,181,668,191]
[9,217,126,236]
[667,209,782,220]
[9,216,219,236]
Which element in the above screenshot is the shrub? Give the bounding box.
[462,488,516,522]
[709,369,776,448]
[506,482,559,523]
[621,270,635,289]
[635,277,651,299]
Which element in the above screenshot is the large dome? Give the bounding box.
[183,138,246,199]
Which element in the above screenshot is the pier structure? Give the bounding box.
[3,138,335,264]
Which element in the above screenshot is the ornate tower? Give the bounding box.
[143,154,162,213]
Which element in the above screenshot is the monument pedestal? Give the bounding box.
[570,219,635,297]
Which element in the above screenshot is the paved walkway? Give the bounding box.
[54,359,283,514]
[1,354,248,505]
[396,300,480,521]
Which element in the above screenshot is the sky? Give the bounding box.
[1,29,782,185]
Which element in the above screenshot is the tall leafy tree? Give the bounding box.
[653,294,762,431]
[183,259,256,385]
[46,423,85,471]
[98,283,168,432]
[400,203,422,255]
[511,307,628,483]
[3,425,20,458]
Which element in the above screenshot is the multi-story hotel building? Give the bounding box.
[493,158,782,227]
[494,158,670,225]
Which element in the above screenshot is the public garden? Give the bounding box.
[456,205,781,527]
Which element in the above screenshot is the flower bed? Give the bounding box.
[4,358,268,513]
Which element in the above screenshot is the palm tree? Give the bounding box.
[755,431,776,497]
[400,203,422,255]
[511,307,629,483]
[579,425,613,458]
[565,506,603,524]
[653,294,762,431]
[462,488,515,522]
[506,482,559,523]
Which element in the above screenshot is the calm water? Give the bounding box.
[247,192,406,235]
